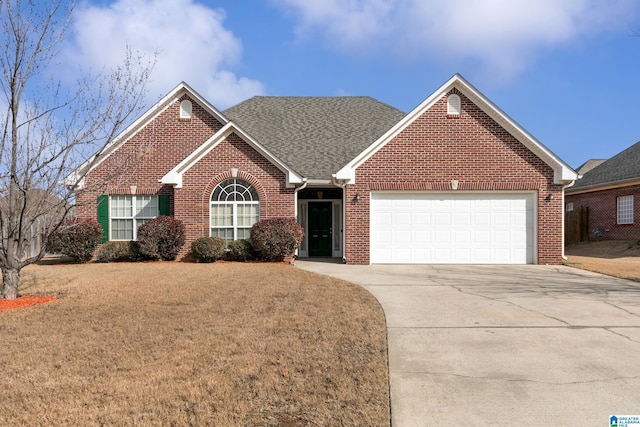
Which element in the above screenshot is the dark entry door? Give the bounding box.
[308,202,332,256]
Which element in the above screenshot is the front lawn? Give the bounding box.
[0,262,389,426]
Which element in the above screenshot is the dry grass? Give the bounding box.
[0,262,389,426]
[565,240,640,282]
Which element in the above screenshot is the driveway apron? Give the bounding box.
[295,262,640,427]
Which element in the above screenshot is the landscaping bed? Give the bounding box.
[0,262,389,426]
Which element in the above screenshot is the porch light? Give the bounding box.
[354,193,361,201]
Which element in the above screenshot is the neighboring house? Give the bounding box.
[575,159,607,176]
[566,141,640,240]
[74,74,576,265]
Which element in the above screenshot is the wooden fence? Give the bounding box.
[565,206,589,246]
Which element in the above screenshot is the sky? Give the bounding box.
[60,0,640,170]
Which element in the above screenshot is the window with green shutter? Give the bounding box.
[98,195,163,241]
[97,194,109,243]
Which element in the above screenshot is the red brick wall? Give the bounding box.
[77,96,295,259]
[178,133,295,254]
[345,90,564,265]
[566,185,640,240]
[77,94,223,218]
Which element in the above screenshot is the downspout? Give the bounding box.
[561,179,577,261]
[294,179,308,258]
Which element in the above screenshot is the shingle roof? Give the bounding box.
[570,141,640,190]
[574,159,606,176]
[223,96,406,180]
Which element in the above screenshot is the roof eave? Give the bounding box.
[566,177,640,195]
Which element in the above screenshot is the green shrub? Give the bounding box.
[136,216,185,261]
[250,218,304,262]
[96,241,142,262]
[225,239,254,261]
[46,219,102,263]
[190,237,226,263]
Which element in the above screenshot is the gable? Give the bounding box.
[355,90,555,184]
[335,74,577,185]
[71,82,228,189]
[161,122,303,188]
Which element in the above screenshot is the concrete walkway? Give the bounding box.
[295,261,640,426]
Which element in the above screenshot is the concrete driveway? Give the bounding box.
[295,262,640,427]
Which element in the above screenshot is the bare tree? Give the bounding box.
[0,0,153,299]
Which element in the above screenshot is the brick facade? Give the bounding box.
[76,94,223,219]
[344,90,564,265]
[177,133,295,253]
[77,80,571,265]
[566,184,640,241]
[76,95,295,257]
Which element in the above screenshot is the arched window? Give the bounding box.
[447,94,461,115]
[180,99,192,119]
[210,179,259,241]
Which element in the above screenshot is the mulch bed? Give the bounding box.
[0,296,57,311]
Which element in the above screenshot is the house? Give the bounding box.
[75,74,576,264]
[565,141,640,241]
[575,158,606,175]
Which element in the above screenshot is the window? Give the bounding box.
[617,195,634,224]
[110,195,158,240]
[447,94,461,115]
[210,179,259,241]
[565,202,574,212]
[180,99,192,119]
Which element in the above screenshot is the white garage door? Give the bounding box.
[370,192,535,264]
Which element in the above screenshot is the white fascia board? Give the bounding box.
[161,122,303,188]
[70,82,229,189]
[336,74,577,185]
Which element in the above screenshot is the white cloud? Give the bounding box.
[64,0,264,108]
[273,0,637,80]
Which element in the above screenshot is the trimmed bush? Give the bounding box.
[226,239,253,261]
[250,218,304,262]
[96,241,141,263]
[47,219,102,263]
[190,237,226,263]
[136,216,185,261]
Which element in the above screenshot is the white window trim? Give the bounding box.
[210,179,260,241]
[617,195,634,224]
[110,195,158,241]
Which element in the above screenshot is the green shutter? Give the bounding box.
[97,194,109,243]
[158,194,170,216]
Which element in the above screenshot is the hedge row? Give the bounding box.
[48,217,304,263]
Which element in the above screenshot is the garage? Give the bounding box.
[370,192,535,264]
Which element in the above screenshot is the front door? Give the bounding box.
[308,202,332,256]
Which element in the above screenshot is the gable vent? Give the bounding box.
[180,99,192,119]
[447,94,461,115]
